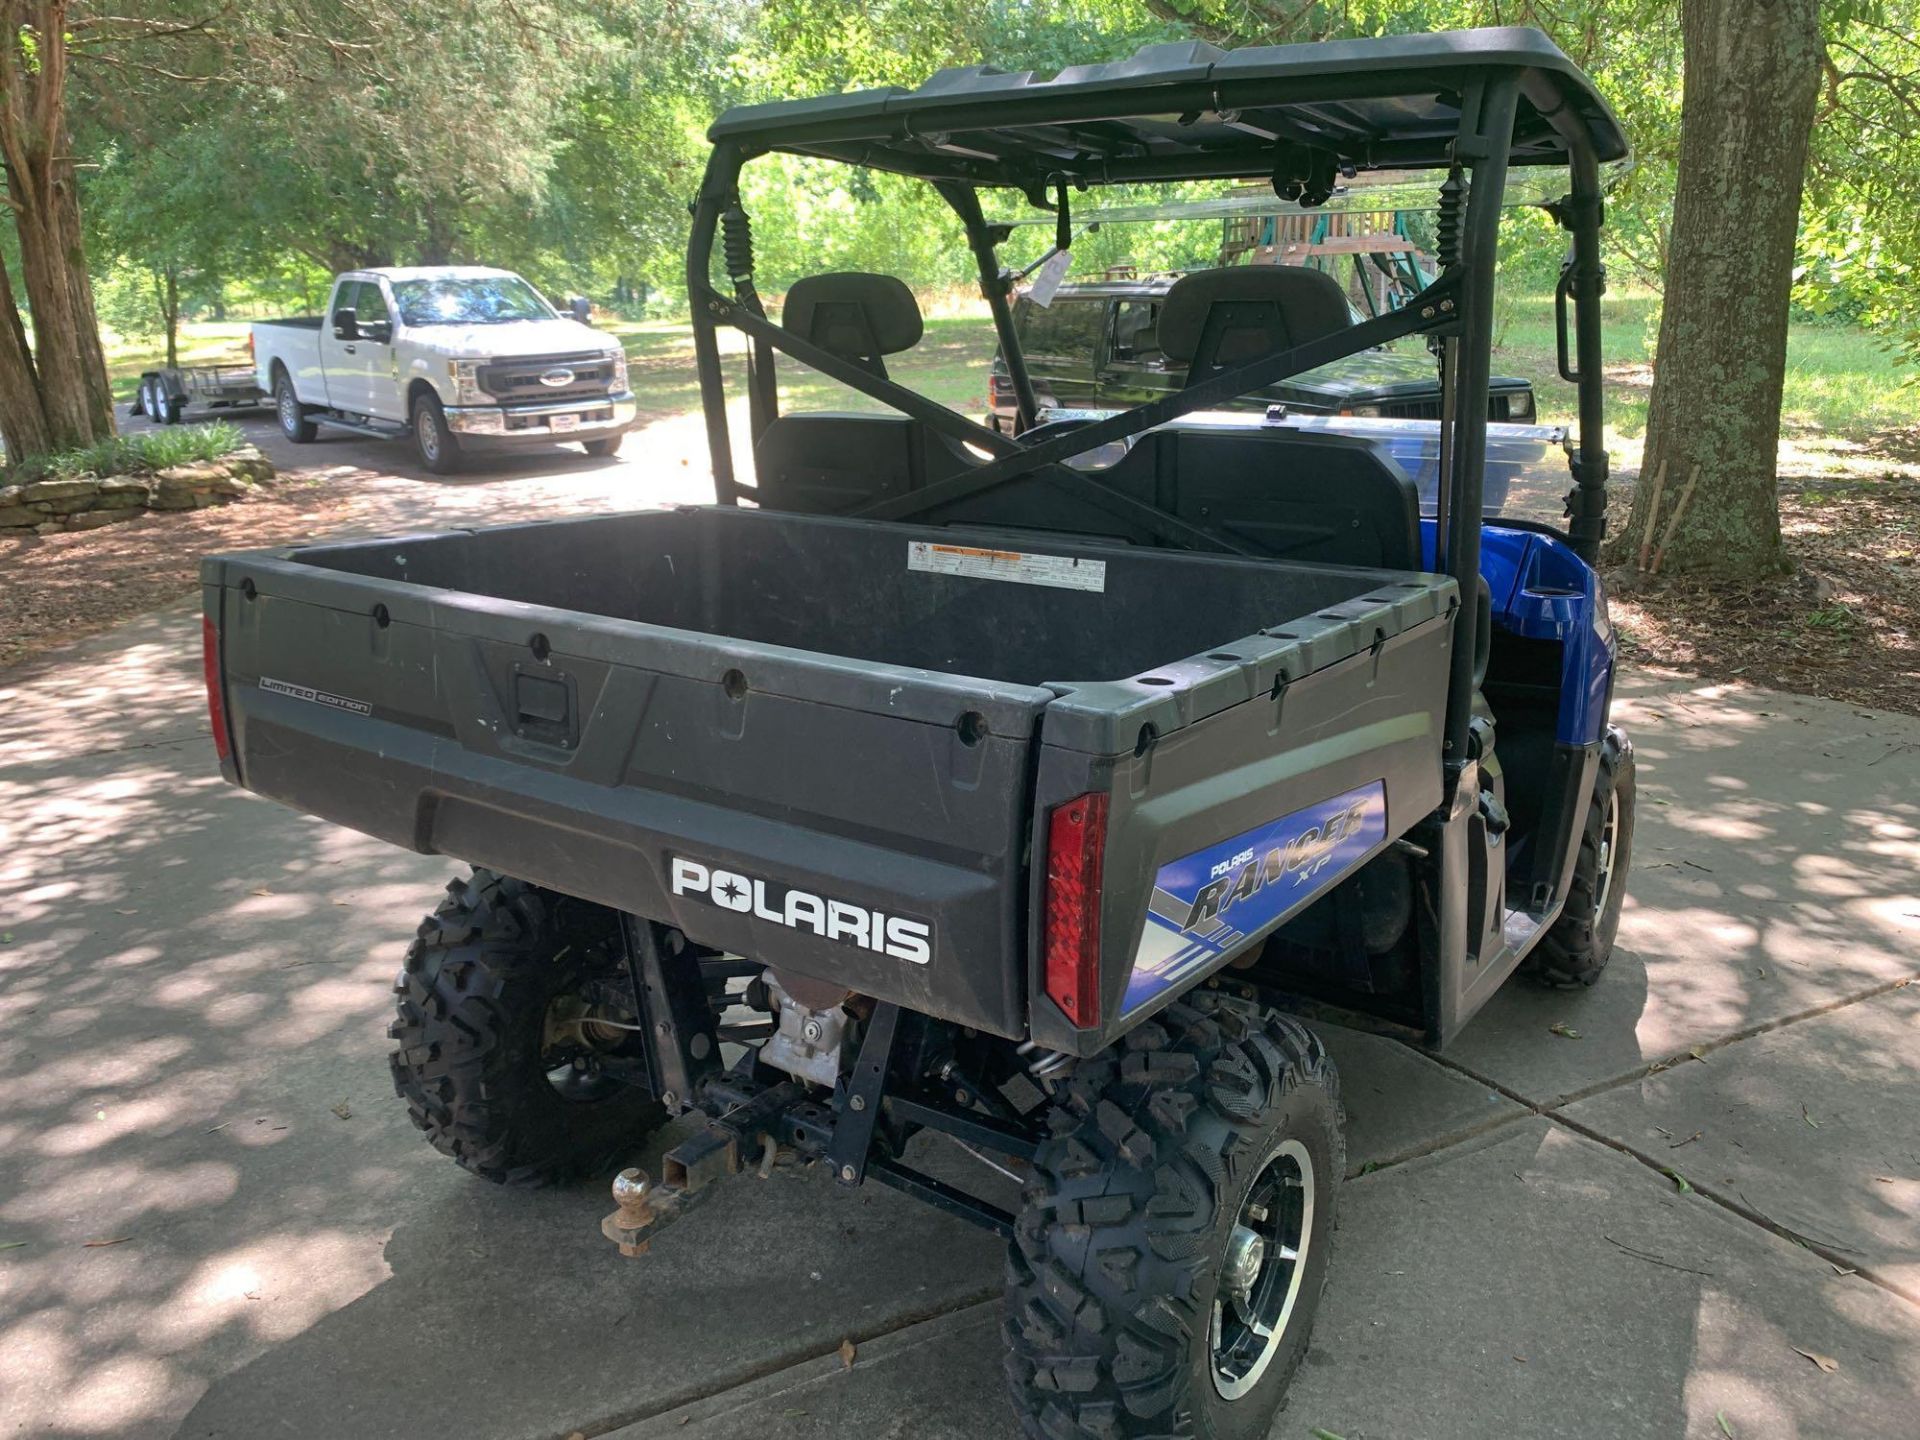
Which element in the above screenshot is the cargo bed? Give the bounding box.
[203,506,1457,1048]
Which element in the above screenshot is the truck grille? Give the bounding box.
[1371,395,1526,422]
[478,352,616,403]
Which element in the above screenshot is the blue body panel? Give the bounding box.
[1122,780,1388,1017]
[1420,519,1615,746]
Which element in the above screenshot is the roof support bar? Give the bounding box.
[1438,75,1520,775]
[933,180,1038,431]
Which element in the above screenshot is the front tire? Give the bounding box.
[582,434,623,458]
[1523,725,1636,988]
[410,389,464,473]
[1004,992,1343,1440]
[388,868,668,1186]
[274,369,317,443]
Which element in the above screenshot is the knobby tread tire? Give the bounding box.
[1523,726,1636,989]
[388,867,666,1186]
[1003,991,1344,1440]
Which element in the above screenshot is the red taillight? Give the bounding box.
[1044,792,1108,1027]
[202,614,231,761]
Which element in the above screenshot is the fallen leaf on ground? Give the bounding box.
[1876,1176,1897,1184]
[1549,1021,1582,1039]
[330,1102,352,1120]
[205,1121,229,1134]
[83,1237,132,1248]
[1792,1345,1840,1373]
[1802,1105,1820,1128]
[1311,1430,1348,1440]
[838,1337,857,1370]
[0,1240,28,1251]
[1718,1410,1736,1438]
[1661,1168,1693,1194]
[1831,1263,1857,1277]
[113,908,138,915]
[1688,1046,1711,1064]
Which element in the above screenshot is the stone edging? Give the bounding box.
[0,445,278,535]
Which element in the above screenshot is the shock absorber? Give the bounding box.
[721,202,756,290]
[1435,162,1467,273]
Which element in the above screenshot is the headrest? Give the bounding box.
[783,272,923,360]
[1157,266,1352,368]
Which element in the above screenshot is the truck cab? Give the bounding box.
[251,266,637,473]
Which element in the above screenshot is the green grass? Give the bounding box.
[6,421,246,484]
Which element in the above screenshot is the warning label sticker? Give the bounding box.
[906,541,1106,593]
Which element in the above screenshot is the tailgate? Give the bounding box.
[202,552,1052,1039]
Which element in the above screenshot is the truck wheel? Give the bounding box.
[1523,726,1636,988]
[582,434,623,458]
[274,369,317,443]
[1004,993,1343,1440]
[388,867,667,1186]
[410,390,464,473]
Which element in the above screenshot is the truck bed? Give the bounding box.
[203,506,1456,1047]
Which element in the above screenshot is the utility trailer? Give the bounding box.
[201,27,1633,1437]
[129,363,266,426]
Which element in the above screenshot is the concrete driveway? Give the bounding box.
[2,460,1917,1437]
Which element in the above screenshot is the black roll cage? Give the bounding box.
[685,62,1613,775]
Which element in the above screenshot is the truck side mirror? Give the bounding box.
[332,307,359,341]
[569,296,592,325]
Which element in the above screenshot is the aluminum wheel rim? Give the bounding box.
[415,407,440,462]
[278,385,298,435]
[1593,787,1620,921]
[1210,1137,1314,1401]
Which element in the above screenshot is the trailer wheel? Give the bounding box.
[274,368,317,443]
[388,867,667,1186]
[1004,993,1343,1440]
[164,393,187,425]
[1523,725,1636,988]
[411,390,464,473]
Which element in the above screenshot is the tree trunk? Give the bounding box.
[157,265,180,369]
[1618,0,1823,578]
[0,1,116,454]
[0,256,50,459]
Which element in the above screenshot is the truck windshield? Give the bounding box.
[390,275,556,327]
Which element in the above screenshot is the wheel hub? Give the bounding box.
[1210,1138,1314,1402]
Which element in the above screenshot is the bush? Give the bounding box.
[7,422,245,484]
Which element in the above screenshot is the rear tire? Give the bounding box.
[388,868,668,1186]
[411,389,464,473]
[582,434,623,458]
[1523,726,1635,988]
[1004,992,1343,1440]
[274,368,317,443]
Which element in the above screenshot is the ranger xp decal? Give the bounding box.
[1122,780,1387,1016]
[669,857,932,965]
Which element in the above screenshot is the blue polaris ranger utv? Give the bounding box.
[201,26,1633,1437]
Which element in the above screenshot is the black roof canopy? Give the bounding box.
[709,27,1627,189]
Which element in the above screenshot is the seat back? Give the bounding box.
[782,272,924,380]
[1158,266,1352,385]
[754,414,969,514]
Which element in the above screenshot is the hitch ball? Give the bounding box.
[602,1167,658,1257]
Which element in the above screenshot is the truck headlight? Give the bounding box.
[610,351,628,394]
[1341,404,1384,418]
[447,359,487,406]
[1507,390,1537,422]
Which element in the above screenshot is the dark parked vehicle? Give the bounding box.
[989,273,1537,431]
[201,27,1631,1439]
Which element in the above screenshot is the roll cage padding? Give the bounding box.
[783,272,924,379]
[1157,266,1353,383]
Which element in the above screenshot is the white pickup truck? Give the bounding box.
[250,266,637,473]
